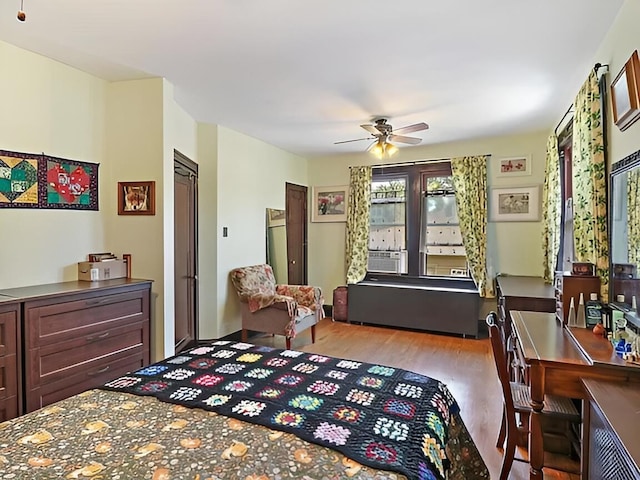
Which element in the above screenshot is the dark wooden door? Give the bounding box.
[285,183,307,285]
[174,151,198,353]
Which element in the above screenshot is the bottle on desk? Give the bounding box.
[586,292,603,328]
[577,293,587,328]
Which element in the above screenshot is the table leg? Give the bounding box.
[529,364,545,479]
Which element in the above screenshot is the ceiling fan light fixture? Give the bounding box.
[370,140,385,158]
[385,142,399,157]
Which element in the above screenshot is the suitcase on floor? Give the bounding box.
[332,286,348,321]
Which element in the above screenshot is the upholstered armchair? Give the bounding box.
[230,264,324,349]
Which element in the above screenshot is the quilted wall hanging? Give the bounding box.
[0,149,99,210]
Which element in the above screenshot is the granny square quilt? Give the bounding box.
[101,341,460,480]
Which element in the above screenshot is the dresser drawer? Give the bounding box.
[26,351,147,413]
[0,303,20,420]
[24,289,148,347]
[27,320,148,385]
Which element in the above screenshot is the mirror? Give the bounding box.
[610,149,640,306]
[266,208,287,283]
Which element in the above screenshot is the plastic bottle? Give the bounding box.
[585,293,602,328]
[576,293,587,328]
[567,297,577,327]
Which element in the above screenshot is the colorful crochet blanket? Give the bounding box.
[101,341,460,480]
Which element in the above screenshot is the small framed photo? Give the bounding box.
[117,181,156,215]
[611,50,640,131]
[490,185,540,222]
[496,156,531,177]
[311,185,349,223]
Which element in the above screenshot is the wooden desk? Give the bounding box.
[511,310,640,479]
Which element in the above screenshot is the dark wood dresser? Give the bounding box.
[0,279,151,417]
[0,300,20,422]
[583,379,640,479]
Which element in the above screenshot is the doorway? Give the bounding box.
[285,183,308,285]
[174,150,198,353]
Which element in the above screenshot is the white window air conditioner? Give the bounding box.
[368,250,408,274]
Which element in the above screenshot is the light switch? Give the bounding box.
[223,227,228,237]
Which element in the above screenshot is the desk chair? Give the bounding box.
[486,312,581,480]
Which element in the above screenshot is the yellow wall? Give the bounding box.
[307,130,549,298]
[594,0,640,164]
[215,126,308,338]
[0,40,108,289]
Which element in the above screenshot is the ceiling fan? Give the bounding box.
[334,118,429,157]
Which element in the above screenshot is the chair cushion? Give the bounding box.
[230,264,277,301]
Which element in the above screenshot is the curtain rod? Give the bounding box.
[554,62,608,135]
[554,104,574,135]
[350,154,492,170]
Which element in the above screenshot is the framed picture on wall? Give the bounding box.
[311,185,349,222]
[117,181,156,215]
[611,50,640,131]
[495,156,531,177]
[490,185,540,222]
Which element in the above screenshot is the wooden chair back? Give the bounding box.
[487,312,516,418]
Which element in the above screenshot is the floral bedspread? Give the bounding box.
[0,389,488,480]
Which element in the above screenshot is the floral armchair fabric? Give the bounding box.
[230,264,324,339]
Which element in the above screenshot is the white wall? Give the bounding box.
[0,40,107,289]
[216,127,308,337]
[594,0,640,164]
[307,130,549,298]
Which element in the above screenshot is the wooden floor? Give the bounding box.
[249,318,580,480]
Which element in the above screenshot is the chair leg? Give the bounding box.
[499,428,517,480]
[311,324,316,344]
[241,329,248,342]
[286,337,291,350]
[496,407,506,448]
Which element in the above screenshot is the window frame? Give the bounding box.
[371,161,454,277]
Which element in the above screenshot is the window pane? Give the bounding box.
[370,179,406,253]
[421,176,469,277]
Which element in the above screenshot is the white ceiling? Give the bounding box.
[0,1,625,157]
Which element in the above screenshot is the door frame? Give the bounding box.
[174,149,199,348]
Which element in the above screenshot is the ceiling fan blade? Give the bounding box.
[392,122,429,135]
[360,124,382,135]
[334,137,373,144]
[388,134,422,145]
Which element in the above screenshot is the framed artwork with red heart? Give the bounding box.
[44,155,99,210]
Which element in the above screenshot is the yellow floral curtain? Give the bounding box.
[541,133,562,283]
[345,166,372,284]
[451,155,493,297]
[572,71,609,301]
[628,168,640,268]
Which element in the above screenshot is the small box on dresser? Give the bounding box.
[0,301,21,421]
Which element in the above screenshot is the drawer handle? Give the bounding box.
[86,298,110,306]
[88,365,110,376]
[86,332,110,342]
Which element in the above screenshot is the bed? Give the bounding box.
[0,341,489,480]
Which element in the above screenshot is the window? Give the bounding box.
[369,162,469,278]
